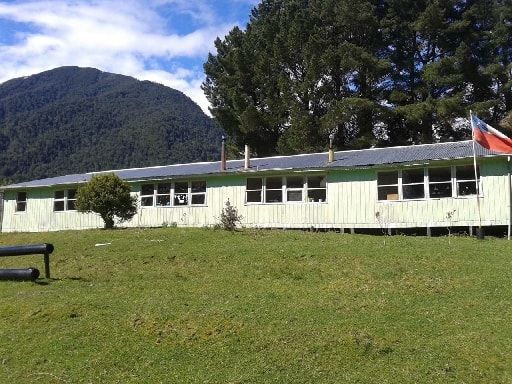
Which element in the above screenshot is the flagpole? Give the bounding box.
[508,156,511,240]
[470,111,483,233]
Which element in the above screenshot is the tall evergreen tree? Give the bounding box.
[379,0,474,144]
[203,0,512,154]
[203,0,388,154]
[317,0,390,148]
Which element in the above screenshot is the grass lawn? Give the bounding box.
[0,228,511,383]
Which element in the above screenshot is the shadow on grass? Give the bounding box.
[35,276,87,285]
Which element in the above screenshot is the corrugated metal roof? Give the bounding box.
[2,140,501,190]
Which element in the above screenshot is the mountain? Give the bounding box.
[0,66,224,183]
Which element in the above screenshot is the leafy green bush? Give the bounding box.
[75,173,137,229]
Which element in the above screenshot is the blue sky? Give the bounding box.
[0,0,259,115]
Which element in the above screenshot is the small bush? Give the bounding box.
[216,200,243,231]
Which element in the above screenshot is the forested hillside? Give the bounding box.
[0,66,223,183]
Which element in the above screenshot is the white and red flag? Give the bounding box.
[471,114,512,154]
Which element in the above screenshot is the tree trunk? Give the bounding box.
[103,215,115,229]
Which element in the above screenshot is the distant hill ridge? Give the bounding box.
[0,66,223,183]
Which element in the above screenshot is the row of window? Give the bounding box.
[16,189,78,212]
[246,176,327,204]
[13,166,481,213]
[140,181,207,207]
[15,176,328,212]
[377,165,479,201]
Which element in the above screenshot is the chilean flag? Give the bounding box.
[471,114,512,154]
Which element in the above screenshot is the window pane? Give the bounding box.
[141,184,154,195]
[377,171,398,185]
[175,182,188,194]
[67,200,76,210]
[246,190,261,203]
[157,183,171,194]
[308,176,326,188]
[378,186,398,200]
[428,167,450,182]
[308,189,326,202]
[174,193,188,205]
[141,196,154,206]
[266,177,282,189]
[190,180,206,206]
[286,176,303,188]
[157,195,171,206]
[428,168,452,198]
[191,194,205,205]
[54,201,65,211]
[403,184,424,199]
[54,190,65,199]
[16,192,27,212]
[247,178,262,189]
[402,169,424,184]
[429,183,452,198]
[455,165,479,196]
[287,190,303,202]
[16,202,26,212]
[265,190,282,203]
[191,181,206,193]
[265,177,282,202]
[458,181,477,196]
[457,165,478,180]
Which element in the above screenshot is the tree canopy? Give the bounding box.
[75,173,138,229]
[203,0,512,156]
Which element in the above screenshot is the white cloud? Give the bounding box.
[0,0,256,114]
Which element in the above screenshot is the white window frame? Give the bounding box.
[15,191,27,213]
[190,181,207,205]
[53,189,77,212]
[265,177,283,203]
[427,167,452,199]
[140,181,207,208]
[286,176,304,203]
[456,165,480,196]
[377,165,481,201]
[245,175,327,204]
[140,184,155,207]
[156,183,172,207]
[246,178,263,203]
[377,171,399,200]
[402,168,426,200]
[173,181,189,206]
[306,175,327,203]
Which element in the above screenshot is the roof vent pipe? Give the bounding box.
[220,136,226,171]
[244,144,250,169]
[328,133,334,163]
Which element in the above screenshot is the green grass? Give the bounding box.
[0,228,511,383]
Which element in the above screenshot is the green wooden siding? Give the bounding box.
[2,157,511,232]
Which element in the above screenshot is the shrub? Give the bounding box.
[75,173,138,229]
[216,200,243,231]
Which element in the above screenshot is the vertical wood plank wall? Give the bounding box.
[1,157,511,232]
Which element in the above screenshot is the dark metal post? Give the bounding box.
[44,252,50,279]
